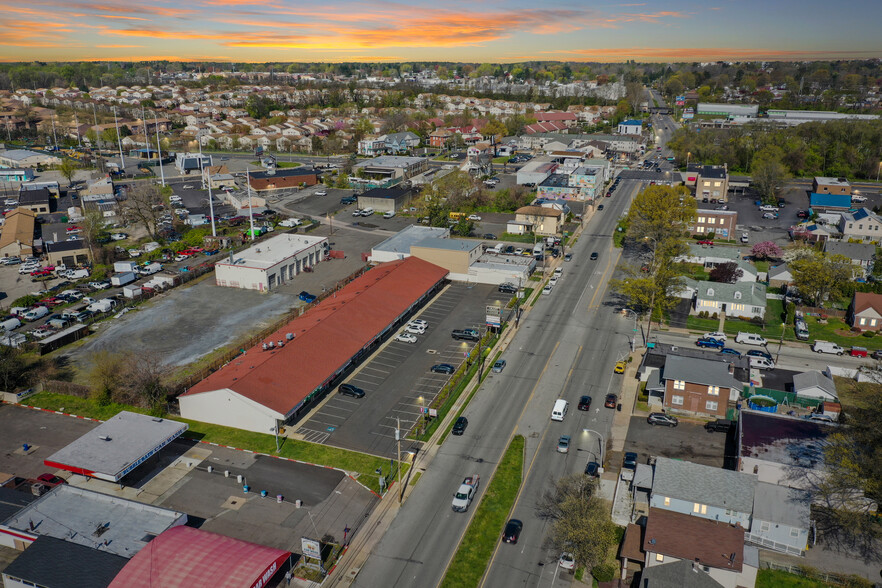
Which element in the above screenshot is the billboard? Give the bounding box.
[301,537,321,560]
[675,96,686,106]
[486,304,502,328]
[683,107,694,120]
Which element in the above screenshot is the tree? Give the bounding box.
[625,184,695,268]
[751,241,783,260]
[58,158,78,186]
[123,352,169,413]
[752,148,790,202]
[450,218,473,237]
[790,252,858,305]
[87,350,125,405]
[80,210,105,262]
[709,262,743,284]
[123,183,163,239]
[0,345,27,392]
[536,475,618,571]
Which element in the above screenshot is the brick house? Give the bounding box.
[848,292,882,331]
[662,355,742,417]
[691,209,738,239]
[812,176,851,196]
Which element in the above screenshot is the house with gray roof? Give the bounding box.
[838,207,882,241]
[746,482,812,556]
[661,355,743,417]
[677,243,742,266]
[382,131,421,154]
[792,370,838,402]
[823,241,875,275]
[768,263,794,288]
[693,280,766,320]
[650,456,756,528]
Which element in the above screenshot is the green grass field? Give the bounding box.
[439,435,525,588]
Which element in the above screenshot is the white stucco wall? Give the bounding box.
[179,388,284,434]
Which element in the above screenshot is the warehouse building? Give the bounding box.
[0,149,61,168]
[357,186,412,214]
[370,225,449,263]
[247,167,320,192]
[214,233,328,292]
[351,155,428,189]
[696,103,759,119]
[410,238,483,280]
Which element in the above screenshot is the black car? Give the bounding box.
[604,393,617,408]
[340,196,357,204]
[498,282,518,294]
[746,349,773,361]
[452,416,468,436]
[590,252,598,260]
[597,204,604,210]
[502,519,523,544]
[431,363,455,374]
[623,452,638,470]
[584,461,600,477]
[483,233,497,240]
[504,246,515,254]
[647,412,679,427]
[578,395,592,411]
[339,383,365,398]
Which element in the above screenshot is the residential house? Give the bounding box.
[823,241,875,275]
[82,176,114,201]
[838,208,882,240]
[848,292,882,331]
[790,221,837,243]
[661,356,742,417]
[428,128,454,148]
[691,209,738,239]
[637,559,726,588]
[746,482,812,556]
[511,206,563,236]
[617,119,643,135]
[692,280,766,320]
[0,207,36,259]
[535,111,578,128]
[650,457,755,529]
[812,176,851,195]
[792,370,838,402]
[383,131,420,154]
[695,165,729,202]
[767,264,794,289]
[642,508,757,588]
[357,136,387,157]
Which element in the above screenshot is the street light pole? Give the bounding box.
[583,428,605,464]
[775,322,785,363]
[396,417,402,503]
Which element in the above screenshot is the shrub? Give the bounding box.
[852,327,862,333]
[711,312,718,319]
[862,331,875,338]
[592,563,617,583]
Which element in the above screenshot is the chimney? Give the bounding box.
[728,363,734,374]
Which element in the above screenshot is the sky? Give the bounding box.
[1,0,880,63]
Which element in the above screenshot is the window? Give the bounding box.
[664,496,671,506]
[693,503,707,514]
[697,216,705,223]
[696,226,705,233]
[859,224,864,230]
[730,303,744,311]
[760,521,771,532]
[655,553,664,562]
[734,291,742,300]
[860,318,867,326]
[671,395,684,406]
[707,288,715,297]
[706,400,718,411]
[708,386,720,396]
[714,181,721,187]
[872,319,878,327]
[708,218,716,224]
[673,380,685,390]
[790,527,800,538]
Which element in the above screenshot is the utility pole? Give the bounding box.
[396,417,402,503]
[247,167,255,240]
[153,111,165,187]
[112,106,125,172]
[74,112,81,147]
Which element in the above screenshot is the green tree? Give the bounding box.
[58,158,78,186]
[625,184,695,267]
[790,252,858,306]
[752,147,790,202]
[451,218,473,237]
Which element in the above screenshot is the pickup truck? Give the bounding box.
[452,475,480,512]
[451,328,480,342]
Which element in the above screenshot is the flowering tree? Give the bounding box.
[751,241,783,260]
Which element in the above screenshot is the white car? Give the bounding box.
[740,232,749,243]
[559,553,575,570]
[174,254,188,262]
[542,284,553,295]
[279,218,303,228]
[395,332,418,343]
[408,319,428,328]
[549,277,558,287]
[758,205,779,212]
[467,214,481,221]
[315,189,328,196]
[181,185,193,190]
[383,211,395,219]
[110,233,128,241]
[852,195,867,203]
[405,324,426,335]
[735,332,768,346]
[704,332,727,342]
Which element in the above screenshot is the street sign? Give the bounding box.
[486,304,502,327]
[301,537,321,560]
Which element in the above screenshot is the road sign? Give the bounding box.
[301,537,321,560]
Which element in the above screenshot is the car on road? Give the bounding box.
[746,349,773,361]
[696,337,724,349]
[762,212,779,220]
[559,552,575,570]
[584,461,600,477]
[720,347,741,357]
[492,359,506,373]
[647,413,679,427]
[467,214,481,221]
[542,284,553,295]
[314,189,328,196]
[812,340,845,355]
[704,331,727,341]
[452,416,468,435]
[852,195,867,203]
[578,395,592,411]
[590,252,598,260]
[557,435,570,454]
[623,452,638,470]
[614,360,627,374]
[395,332,417,343]
[696,239,714,245]
[604,394,617,409]
[597,204,604,211]
[735,332,768,346]
[564,253,572,262]
[339,383,365,398]
[431,363,455,374]
[502,519,523,544]
[482,233,497,240]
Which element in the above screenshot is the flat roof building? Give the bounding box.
[357,186,412,213]
[0,149,61,168]
[214,233,328,292]
[696,103,759,119]
[410,237,483,279]
[0,208,36,259]
[247,167,319,191]
[812,176,851,196]
[44,411,188,482]
[370,225,449,263]
[2,535,128,588]
[352,155,428,189]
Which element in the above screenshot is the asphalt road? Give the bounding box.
[351,178,644,588]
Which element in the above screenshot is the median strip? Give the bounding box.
[439,435,525,588]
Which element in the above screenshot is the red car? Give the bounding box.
[604,394,618,409]
[36,473,66,487]
[39,297,63,306]
[697,240,714,246]
[31,269,52,278]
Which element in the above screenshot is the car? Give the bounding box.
[614,360,627,374]
[431,363,455,374]
[777,199,787,208]
[557,435,571,454]
[590,252,598,260]
[498,282,518,294]
[597,204,604,211]
[298,291,317,303]
[796,210,809,219]
[173,254,189,262]
[696,337,724,349]
[314,189,328,196]
[604,394,617,409]
[740,232,749,243]
[492,359,506,373]
[395,332,417,343]
[647,412,679,427]
[851,195,867,203]
[578,395,592,410]
[408,319,428,328]
[451,416,468,435]
[340,196,357,204]
[549,277,558,287]
[383,211,395,219]
[704,331,727,342]
[715,205,729,210]
[352,209,364,216]
[705,419,733,433]
[735,332,768,346]
[514,248,524,255]
[584,461,600,477]
[110,232,128,241]
[697,239,714,245]
[623,452,638,470]
[564,253,572,262]
[339,383,365,398]
[720,347,742,357]
[482,233,497,240]
[405,324,426,335]
[467,214,481,221]
[31,327,55,339]
[746,349,773,361]
[759,205,779,212]
[559,552,575,570]
[36,473,66,486]
[762,212,779,220]
[542,284,553,295]
[502,519,523,544]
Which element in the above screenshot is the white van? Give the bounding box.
[491,243,504,254]
[735,332,768,346]
[0,317,21,332]
[551,399,569,422]
[812,340,844,355]
[22,306,49,321]
[749,356,775,370]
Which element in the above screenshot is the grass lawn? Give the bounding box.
[492,156,510,164]
[833,375,881,412]
[754,260,770,273]
[500,232,538,244]
[755,569,831,588]
[249,160,301,168]
[439,435,525,588]
[22,392,396,494]
[686,263,709,281]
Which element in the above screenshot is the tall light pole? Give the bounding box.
[112,106,125,172]
[877,161,881,183]
[396,417,402,503]
[686,151,691,168]
[246,167,255,240]
[153,110,165,187]
[582,428,605,465]
[623,308,639,351]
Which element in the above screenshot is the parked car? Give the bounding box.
[597,204,604,211]
[696,337,724,349]
[604,394,617,409]
[451,416,468,436]
[735,332,768,346]
[559,552,575,570]
[314,189,328,196]
[812,340,844,355]
[647,413,679,427]
[338,383,365,398]
[578,395,592,410]
[542,284,553,295]
[298,291,317,303]
[759,205,779,212]
[498,282,518,294]
[622,452,638,470]
[502,519,524,544]
[704,332,727,342]
[36,473,66,486]
[762,212,779,220]
[395,332,417,343]
[720,347,742,357]
[405,324,426,335]
[492,359,506,373]
[705,419,733,433]
[696,239,714,245]
[431,363,455,374]
[740,232,749,243]
[584,461,600,477]
[557,435,570,454]
[746,349,773,361]
[467,214,481,221]
[382,211,395,219]
[408,319,428,329]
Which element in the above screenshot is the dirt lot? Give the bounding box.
[624,415,730,468]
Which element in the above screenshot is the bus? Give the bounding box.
[449,211,467,220]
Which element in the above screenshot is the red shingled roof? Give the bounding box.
[643,508,744,572]
[852,292,882,316]
[109,526,291,588]
[183,257,448,415]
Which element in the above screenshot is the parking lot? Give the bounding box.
[296,282,510,458]
[623,415,730,469]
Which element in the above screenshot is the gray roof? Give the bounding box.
[373,225,448,255]
[0,486,39,521]
[792,370,838,400]
[652,456,756,514]
[1,149,49,161]
[694,280,766,308]
[823,240,875,262]
[768,263,792,280]
[45,411,188,481]
[1,535,128,588]
[354,155,425,169]
[638,559,725,588]
[663,355,743,390]
[685,243,741,261]
[412,237,481,252]
[752,482,811,529]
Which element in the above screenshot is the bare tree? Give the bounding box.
[123,352,169,412]
[123,182,163,239]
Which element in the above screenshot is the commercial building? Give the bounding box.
[247,167,320,192]
[767,109,880,125]
[0,208,36,259]
[689,165,729,202]
[82,176,114,200]
[2,535,128,588]
[370,225,449,264]
[512,206,563,236]
[516,157,557,186]
[214,233,328,292]
[812,176,851,196]
[536,173,581,200]
[174,152,212,174]
[357,186,412,214]
[696,103,759,119]
[44,239,90,267]
[0,149,61,168]
[16,187,50,214]
[617,119,643,135]
[180,257,449,434]
[410,238,483,280]
[351,155,428,189]
[691,209,738,239]
[0,168,34,182]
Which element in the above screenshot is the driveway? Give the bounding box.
[624,415,728,469]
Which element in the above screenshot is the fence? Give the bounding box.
[797,306,847,319]
[760,561,868,587]
[742,386,821,409]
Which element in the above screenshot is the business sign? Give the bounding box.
[301,537,321,560]
[486,305,502,328]
[683,108,694,120]
[675,96,685,106]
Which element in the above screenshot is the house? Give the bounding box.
[650,457,755,529]
[813,176,851,196]
[637,559,726,588]
[823,241,875,274]
[792,370,838,402]
[767,264,794,288]
[617,119,643,135]
[691,209,737,239]
[661,356,742,417]
[695,165,729,202]
[676,243,741,267]
[642,508,757,588]
[535,111,578,127]
[428,128,454,148]
[838,208,882,240]
[789,221,837,243]
[0,207,36,259]
[746,482,812,556]
[357,135,387,157]
[383,131,420,154]
[848,292,882,331]
[692,280,766,320]
[512,206,563,236]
